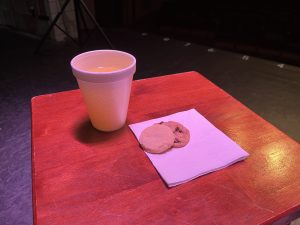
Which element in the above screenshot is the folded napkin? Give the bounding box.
[129,109,249,187]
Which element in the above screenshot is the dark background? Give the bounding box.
[96,1,300,66]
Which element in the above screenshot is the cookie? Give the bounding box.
[139,124,175,154]
[161,121,190,147]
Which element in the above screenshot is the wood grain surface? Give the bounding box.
[31,71,300,225]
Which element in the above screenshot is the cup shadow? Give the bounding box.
[73,117,126,144]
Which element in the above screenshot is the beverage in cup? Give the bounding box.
[71,50,136,131]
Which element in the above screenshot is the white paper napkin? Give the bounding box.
[129,109,249,187]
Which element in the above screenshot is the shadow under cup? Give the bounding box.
[71,50,136,132]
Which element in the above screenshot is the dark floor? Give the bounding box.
[0,26,299,225]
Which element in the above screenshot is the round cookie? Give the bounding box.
[162,121,190,147]
[139,124,175,154]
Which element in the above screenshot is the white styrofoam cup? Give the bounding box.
[71,50,136,131]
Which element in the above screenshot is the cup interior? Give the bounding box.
[71,50,135,73]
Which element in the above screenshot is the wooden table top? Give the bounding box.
[31,71,300,225]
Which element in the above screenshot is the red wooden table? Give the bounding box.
[31,71,300,225]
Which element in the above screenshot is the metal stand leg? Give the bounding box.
[34,0,114,53]
[79,0,114,49]
[73,0,82,45]
[54,24,79,45]
[35,0,72,53]
[77,0,90,40]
